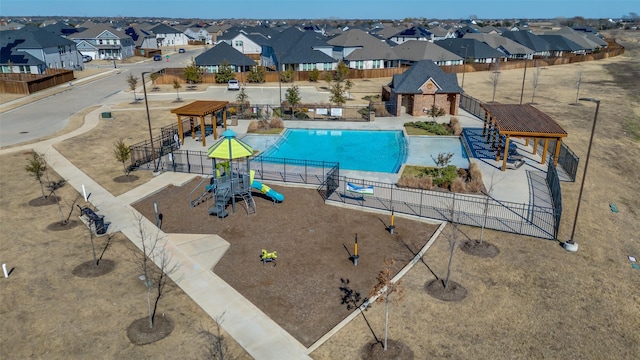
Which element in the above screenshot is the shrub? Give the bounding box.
[247,66,266,83]
[452,123,463,136]
[467,178,485,193]
[404,121,451,135]
[269,118,284,128]
[450,176,467,192]
[309,68,320,82]
[428,165,458,188]
[418,176,434,190]
[228,107,237,115]
[449,116,460,128]
[469,162,482,181]
[247,121,259,132]
[457,168,468,180]
[281,68,294,83]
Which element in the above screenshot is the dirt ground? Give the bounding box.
[1,30,639,359]
[131,179,440,347]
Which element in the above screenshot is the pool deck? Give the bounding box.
[179,109,551,207]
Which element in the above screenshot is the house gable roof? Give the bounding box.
[390,60,462,94]
[1,27,76,49]
[501,31,551,52]
[463,33,534,55]
[435,38,504,59]
[268,27,336,64]
[392,40,461,62]
[391,26,433,39]
[538,35,585,51]
[194,41,255,66]
[149,23,184,35]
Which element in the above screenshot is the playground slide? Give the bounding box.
[251,180,284,202]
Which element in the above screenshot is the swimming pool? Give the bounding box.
[405,136,470,169]
[259,129,408,173]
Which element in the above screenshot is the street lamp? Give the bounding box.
[519,57,528,104]
[276,52,282,108]
[564,97,600,252]
[142,70,162,172]
[460,45,468,90]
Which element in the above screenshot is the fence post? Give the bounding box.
[186,150,191,173]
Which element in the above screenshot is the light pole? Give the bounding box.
[460,45,468,90]
[276,52,282,108]
[519,57,528,104]
[142,70,161,172]
[564,97,600,252]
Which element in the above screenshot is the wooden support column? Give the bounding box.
[501,135,510,171]
[176,115,184,144]
[525,138,529,146]
[200,115,206,147]
[553,138,562,166]
[483,112,489,137]
[213,111,218,140]
[541,138,549,164]
[223,106,228,131]
[532,137,538,154]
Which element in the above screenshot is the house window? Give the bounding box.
[323,63,332,70]
[0,65,10,73]
[302,63,316,71]
[58,46,66,54]
[373,60,381,69]
[19,65,31,74]
[234,40,243,48]
[355,61,364,69]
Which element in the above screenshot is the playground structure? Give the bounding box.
[190,129,284,218]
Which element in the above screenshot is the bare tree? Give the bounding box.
[131,213,179,328]
[430,151,454,179]
[573,66,584,105]
[530,65,544,104]
[479,171,503,245]
[490,62,501,102]
[369,258,404,351]
[200,313,236,360]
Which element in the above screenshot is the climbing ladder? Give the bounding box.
[240,192,256,215]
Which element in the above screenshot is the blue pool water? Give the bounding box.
[260,129,408,173]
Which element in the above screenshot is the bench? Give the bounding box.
[77,205,106,234]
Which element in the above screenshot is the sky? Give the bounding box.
[0,0,637,20]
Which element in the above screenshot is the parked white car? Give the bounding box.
[227,79,240,91]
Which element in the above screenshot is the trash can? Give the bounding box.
[101,112,112,119]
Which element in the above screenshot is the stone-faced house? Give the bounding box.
[382,60,462,117]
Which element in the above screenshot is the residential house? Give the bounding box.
[435,38,504,64]
[383,60,463,117]
[194,41,255,75]
[326,29,398,69]
[149,23,190,47]
[538,35,586,56]
[67,24,134,60]
[429,25,456,41]
[1,27,83,73]
[544,27,607,52]
[501,31,551,57]
[463,33,534,59]
[216,29,268,64]
[392,40,462,66]
[124,25,158,51]
[390,26,434,44]
[261,27,337,72]
[184,27,212,44]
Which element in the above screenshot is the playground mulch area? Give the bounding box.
[132,178,440,347]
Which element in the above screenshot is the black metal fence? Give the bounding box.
[323,176,557,239]
[546,163,563,238]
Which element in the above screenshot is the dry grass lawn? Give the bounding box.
[0,30,638,359]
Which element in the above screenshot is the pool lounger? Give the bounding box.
[347,182,374,195]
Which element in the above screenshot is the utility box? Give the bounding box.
[101,112,112,119]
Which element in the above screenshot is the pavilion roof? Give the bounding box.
[170,100,228,117]
[481,103,567,138]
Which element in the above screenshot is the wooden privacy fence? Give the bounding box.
[0,69,74,95]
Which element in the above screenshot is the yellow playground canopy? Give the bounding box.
[206,129,253,160]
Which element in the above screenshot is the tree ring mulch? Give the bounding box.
[360,339,415,359]
[127,315,174,345]
[72,259,115,278]
[46,219,80,231]
[425,279,468,302]
[28,196,60,207]
[113,175,139,183]
[460,240,500,258]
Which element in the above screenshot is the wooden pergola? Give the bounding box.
[170,100,229,147]
[480,103,568,171]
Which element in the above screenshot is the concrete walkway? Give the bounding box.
[1,107,312,359]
